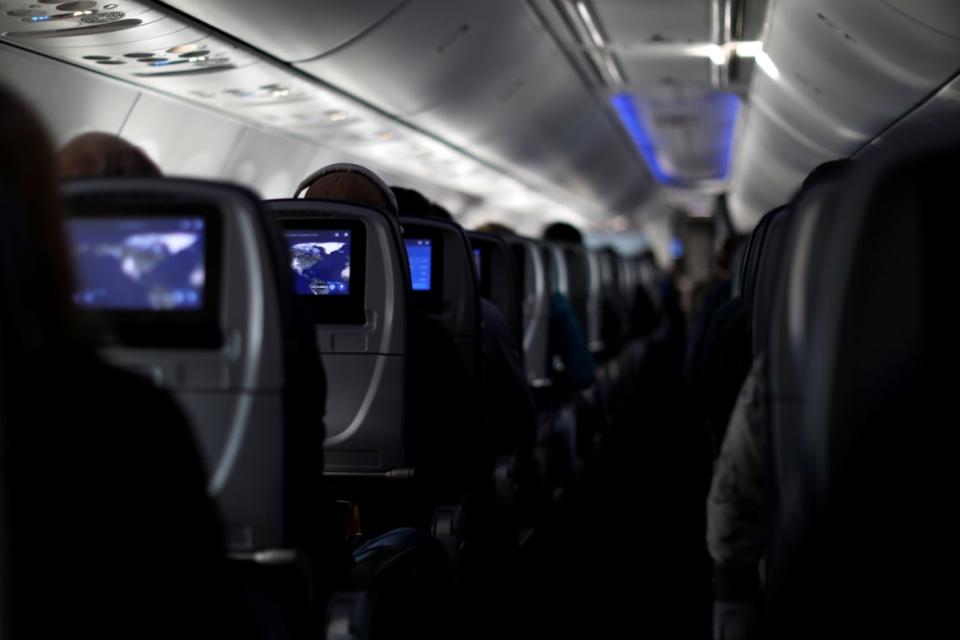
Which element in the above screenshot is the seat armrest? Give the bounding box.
[326,590,370,640]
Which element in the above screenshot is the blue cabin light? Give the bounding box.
[612,92,741,186]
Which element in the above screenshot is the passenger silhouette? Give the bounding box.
[57,131,162,179]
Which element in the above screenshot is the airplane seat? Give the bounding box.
[618,252,658,391]
[504,235,560,498]
[554,244,592,352]
[710,203,794,640]
[398,216,487,491]
[400,216,481,389]
[585,249,604,358]
[535,241,596,489]
[505,236,551,392]
[766,138,955,637]
[596,248,630,420]
[265,197,454,639]
[400,216,533,578]
[3,182,255,637]
[581,248,611,452]
[61,178,371,638]
[696,206,787,452]
[466,231,541,512]
[63,178,316,552]
[263,199,412,522]
[766,182,845,547]
[467,231,523,346]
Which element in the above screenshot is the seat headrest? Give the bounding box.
[740,205,788,322]
[801,140,950,504]
[750,207,793,355]
[295,163,399,215]
[766,125,958,640]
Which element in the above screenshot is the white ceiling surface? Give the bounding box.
[151,0,654,219]
[727,0,960,229]
[0,41,139,146]
[589,0,754,189]
[0,0,616,232]
[600,0,712,44]
[0,37,476,206]
[2,0,958,238]
[161,0,407,63]
[291,0,653,219]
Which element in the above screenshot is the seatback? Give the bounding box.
[598,248,628,357]
[620,252,639,309]
[766,183,843,544]
[585,249,604,356]
[740,206,787,324]
[265,198,410,477]
[766,138,955,636]
[467,230,523,346]
[749,208,793,355]
[2,182,256,638]
[63,178,298,552]
[559,244,591,340]
[505,235,550,384]
[399,216,481,386]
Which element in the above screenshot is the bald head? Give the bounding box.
[475,222,516,236]
[304,172,391,210]
[57,132,161,180]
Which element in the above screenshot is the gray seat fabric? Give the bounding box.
[467,230,523,347]
[267,198,410,479]
[505,236,551,386]
[400,216,481,388]
[5,182,255,638]
[63,178,317,554]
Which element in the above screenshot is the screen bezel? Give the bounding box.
[280,217,367,325]
[67,203,223,349]
[403,231,445,312]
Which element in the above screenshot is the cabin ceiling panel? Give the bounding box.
[0,40,139,145]
[619,55,710,87]
[729,0,960,229]
[592,0,711,45]
[296,0,530,118]
[120,90,245,178]
[160,0,406,62]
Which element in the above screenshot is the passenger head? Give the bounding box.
[475,222,516,236]
[543,222,583,245]
[57,132,161,180]
[0,84,75,339]
[430,203,454,222]
[714,234,738,279]
[391,186,433,218]
[297,162,398,215]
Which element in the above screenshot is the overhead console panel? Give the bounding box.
[159,0,406,63]
[297,0,652,219]
[0,0,611,226]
